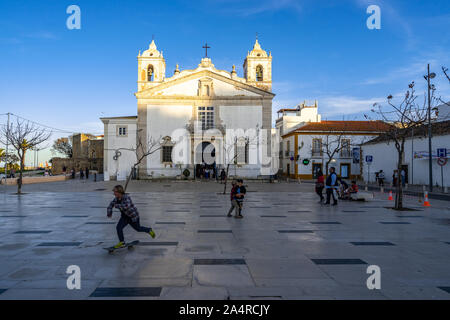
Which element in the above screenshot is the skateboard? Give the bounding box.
[103,240,139,253]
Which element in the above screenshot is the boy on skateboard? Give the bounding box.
[107,185,155,249]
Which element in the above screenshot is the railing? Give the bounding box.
[185,123,225,134]
[340,151,352,158]
[312,150,322,157]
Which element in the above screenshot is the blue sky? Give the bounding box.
[0,0,449,164]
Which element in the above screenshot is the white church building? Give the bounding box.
[101,39,276,180]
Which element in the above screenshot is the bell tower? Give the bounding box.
[243,38,272,92]
[137,40,166,91]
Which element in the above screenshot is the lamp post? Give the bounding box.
[424,64,436,192]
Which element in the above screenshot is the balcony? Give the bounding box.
[340,151,352,158]
[185,123,225,134]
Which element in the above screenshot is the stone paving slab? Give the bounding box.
[0,181,449,299]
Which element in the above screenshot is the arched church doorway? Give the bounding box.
[195,142,217,179]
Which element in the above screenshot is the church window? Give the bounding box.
[161,136,174,163]
[162,146,173,163]
[235,138,249,164]
[117,126,127,137]
[256,65,263,81]
[147,65,154,81]
[198,107,214,130]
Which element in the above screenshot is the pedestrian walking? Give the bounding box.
[71,168,75,179]
[325,167,338,206]
[107,185,156,249]
[315,169,324,203]
[227,180,240,217]
[378,170,385,186]
[85,167,89,180]
[234,179,246,218]
[80,168,84,179]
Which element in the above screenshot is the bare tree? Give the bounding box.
[221,129,259,194]
[51,137,73,158]
[443,66,450,83]
[0,118,51,194]
[369,82,428,209]
[110,131,161,192]
[310,123,369,177]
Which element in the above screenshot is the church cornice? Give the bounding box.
[135,69,275,99]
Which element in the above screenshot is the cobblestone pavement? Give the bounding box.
[0,180,449,299]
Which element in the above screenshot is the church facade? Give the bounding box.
[101,39,275,180]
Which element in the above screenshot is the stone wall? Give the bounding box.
[51,157,104,174]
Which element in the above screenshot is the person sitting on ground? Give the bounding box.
[338,179,350,200]
[349,181,358,194]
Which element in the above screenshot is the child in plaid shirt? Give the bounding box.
[107,185,155,248]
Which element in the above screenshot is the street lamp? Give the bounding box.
[424,64,435,192]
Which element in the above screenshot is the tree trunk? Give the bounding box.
[395,150,403,209]
[223,163,231,194]
[18,151,25,194]
[325,160,330,179]
[124,165,136,193]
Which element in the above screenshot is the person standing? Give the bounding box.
[400,169,406,187]
[393,170,398,187]
[378,170,385,186]
[315,169,325,203]
[325,167,338,206]
[80,168,84,179]
[71,168,75,179]
[85,167,90,180]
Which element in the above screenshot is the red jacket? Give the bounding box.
[230,185,238,201]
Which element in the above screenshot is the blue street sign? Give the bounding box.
[365,155,373,163]
[437,148,447,158]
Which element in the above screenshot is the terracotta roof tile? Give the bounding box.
[291,121,392,133]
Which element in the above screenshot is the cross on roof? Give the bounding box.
[202,42,210,57]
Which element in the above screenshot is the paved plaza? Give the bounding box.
[0,180,450,299]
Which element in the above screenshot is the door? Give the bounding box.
[312,163,323,179]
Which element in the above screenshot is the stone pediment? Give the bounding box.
[135,69,274,99]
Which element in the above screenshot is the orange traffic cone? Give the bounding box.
[423,191,431,207]
[388,191,393,201]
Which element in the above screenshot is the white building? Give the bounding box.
[101,39,276,180]
[276,102,391,179]
[361,120,450,187]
